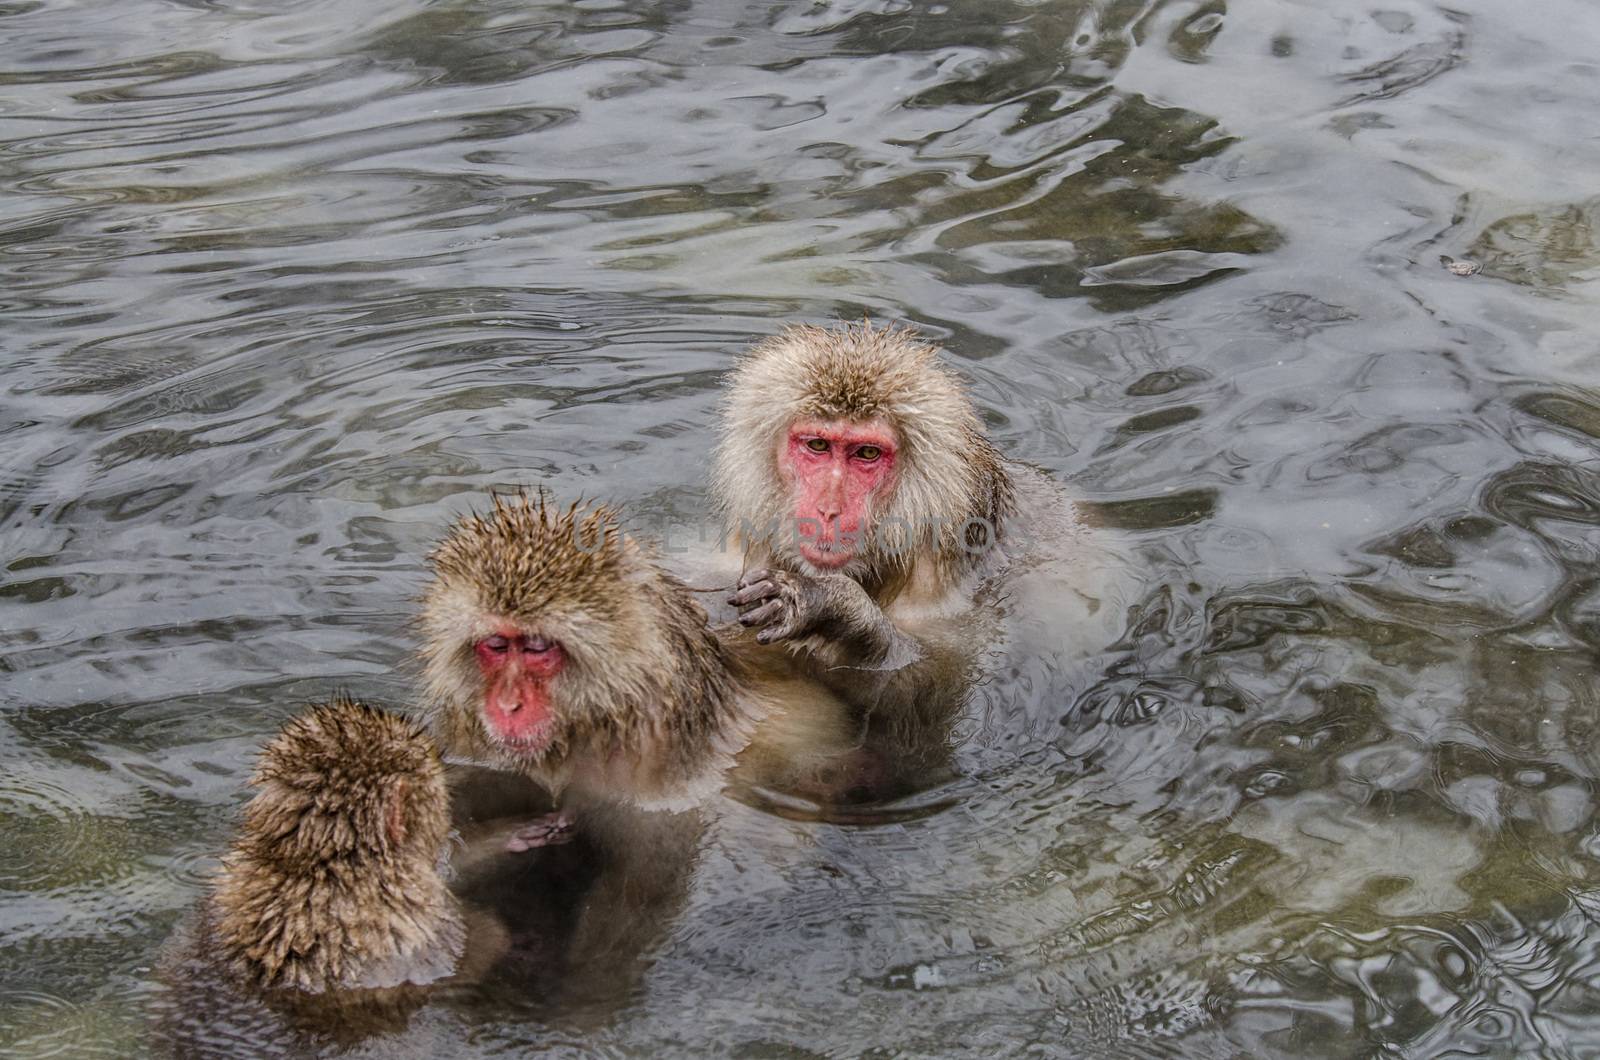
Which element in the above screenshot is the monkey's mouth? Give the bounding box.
[797,537,858,569]
[487,719,557,759]
[794,514,867,567]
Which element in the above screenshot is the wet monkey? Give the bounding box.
[712,322,1117,780]
[155,697,504,1051]
[418,495,773,835]
[414,493,859,1008]
[419,492,860,821]
[206,696,464,994]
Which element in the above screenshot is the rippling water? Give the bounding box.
[5,0,1600,1054]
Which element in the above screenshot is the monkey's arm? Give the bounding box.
[729,567,923,671]
[725,569,981,780]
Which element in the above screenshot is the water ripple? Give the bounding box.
[5,0,1600,1054]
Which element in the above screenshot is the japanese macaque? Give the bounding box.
[420,494,773,843]
[415,494,865,1015]
[420,492,863,825]
[156,697,499,1051]
[712,322,1111,745]
[206,697,462,993]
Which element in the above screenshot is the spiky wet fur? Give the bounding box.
[712,322,1016,589]
[420,494,759,810]
[208,696,463,993]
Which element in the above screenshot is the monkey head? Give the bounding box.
[420,494,740,801]
[713,322,1011,579]
[213,696,461,994]
[237,695,450,877]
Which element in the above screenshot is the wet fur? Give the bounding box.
[713,321,1016,588]
[207,696,464,994]
[711,323,1086,784]
[420,494,765,810]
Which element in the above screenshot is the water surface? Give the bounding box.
[5,0,1600,1055]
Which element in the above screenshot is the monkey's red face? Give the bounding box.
[474,628,565,752]
[778,418,898,569]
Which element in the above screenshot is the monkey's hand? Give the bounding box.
[730,567,919,669]
[504,810,575,852]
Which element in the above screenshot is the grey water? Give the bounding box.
[5,0,1600,1055]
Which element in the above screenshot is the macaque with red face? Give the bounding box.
[415,493,860,997]
[420,495,759,834]
[712,322,1112,740]
[419,493,863,843]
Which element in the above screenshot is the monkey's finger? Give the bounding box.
[506,829,573,852]
[738,600,785,628]
[756,618,799,644]
[728,580,779,606]
[737,567,773,590]
[505,815,574,852]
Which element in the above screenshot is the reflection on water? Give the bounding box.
[4,0,1600,1054]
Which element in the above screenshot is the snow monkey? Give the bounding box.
[155,696,501,1051]
[414,493,866,1008]
[713,322,1114,760]
[420,493,871,841]
[208,695,463,993]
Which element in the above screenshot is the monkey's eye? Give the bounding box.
[481,635,511,654]
[805,438,829,454]
[854,444,882,462]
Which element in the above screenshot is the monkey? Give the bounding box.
[154,695,506,1052]
[206,695,465,994]
[419,491,871,829]
[413,493,878,1018]
[713,322,1018,672]
[422,487,884,812]
[710,322,1122,787]
[418,493,774,837]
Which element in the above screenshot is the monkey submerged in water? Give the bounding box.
[413,493,861,1006]
[713,322,1119,761]
[154,696,494,1052]
[420,494,777,848]
[207,695,463,993]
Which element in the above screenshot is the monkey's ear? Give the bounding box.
[385,778,410,848]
